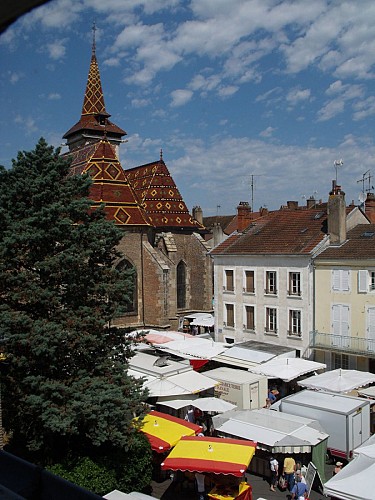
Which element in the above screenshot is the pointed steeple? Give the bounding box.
[81,23,107,117]
[63,25,126,153]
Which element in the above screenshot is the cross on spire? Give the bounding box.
[92,21,97,55]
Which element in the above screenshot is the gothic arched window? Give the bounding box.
[116,259,137,314]
[177,261,186,309]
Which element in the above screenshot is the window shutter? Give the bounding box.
[332,270,340,290]
[358,270,368,293]
[341,270,350,291]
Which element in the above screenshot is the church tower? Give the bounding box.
[63,24,126,156]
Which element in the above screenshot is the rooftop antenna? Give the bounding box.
[216,205,221,215]
[357,170,373,210]
[333,159,343,184]
[250,174,265,212]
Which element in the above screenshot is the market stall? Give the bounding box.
[139,410,202,453]
[161,435,256,499]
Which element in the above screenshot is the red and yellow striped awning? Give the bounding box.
[140,410,202,453]
[161,436,257,477]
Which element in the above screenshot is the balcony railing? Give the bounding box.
[310,330,375,357]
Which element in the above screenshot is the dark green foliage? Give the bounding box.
[48,433,152,495]
[0,139,149,464]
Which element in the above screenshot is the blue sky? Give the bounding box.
[1,0,375,216]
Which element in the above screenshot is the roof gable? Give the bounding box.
[211,209,329,256]
[126,159,202,230]
[67,139,151,226]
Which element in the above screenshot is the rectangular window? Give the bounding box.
[225,270,234,291]
[332,304,350,348]
[288,272,301,296]
[332,353,349,369]
[358,270,375,293]
[244,305,255,330]
[225,303,234,327]
[332,269,350,291]
[265,271,277,294]
[244,270,255,293]
[288,310,301,336]
[265,307,277,333]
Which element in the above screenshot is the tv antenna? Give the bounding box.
[216,205,221,215]
[333,159,343,183]
[357,170,373,210]
[249,174,265,212]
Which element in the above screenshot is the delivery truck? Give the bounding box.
[277,389,371,460]
[203,367,267,410]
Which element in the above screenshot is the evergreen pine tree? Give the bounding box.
[0,139,149,463]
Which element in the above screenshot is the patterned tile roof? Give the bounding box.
[315,224,375,260]
[63,50,126,140]
[126,158,203,230]
[211,208,330,255]
[66,139,151,226]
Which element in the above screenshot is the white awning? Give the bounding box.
[298,369,375,393]
[249,357,326,382]
[158,338,227,360]
[158,397,236,413]
[214,408,328,454]
[128,368,218,397]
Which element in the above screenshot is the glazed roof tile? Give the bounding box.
[126,160,203,230]
[211,208,329,255]
[67,139,151,226]
[315,224,375,260]
[63,51,126,140]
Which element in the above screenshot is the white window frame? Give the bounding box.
[358,270,375,293]
[332,269,350,292]
[288,271,301,296]
[265,270,277,295]
[224,303,235,328]
[331,303,350,347]
[288,309,302,337]
[223,268,235,292]
[243,269,255,294]
[243,304,255,331]
[366,306,375,352]
[265,306,277,334]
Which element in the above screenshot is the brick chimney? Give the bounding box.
[365,193,375,223]
[307,196,316,209]
[287,200,299,210]
[192,205,203,225]
[237,201,252,231]
[328,180,346,245]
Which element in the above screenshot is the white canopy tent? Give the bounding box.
[104,490,157,499]
[158,397,237,413]
[298,369,375,393]
[248,357,326,382]
[323,435,375,500]
[213,408,329,454]
[358,385,375,399]
[156,337,227,359]
[128,368,218,397]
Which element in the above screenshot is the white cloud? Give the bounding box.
[317,98,345,122]
[14,114,38,134]
[47,93,61,100]
[259,126,276,138]
[352,96,375,121]
[286,88,311,106]
[9,72,23,84]
[131,98,151,108]
[218,85,238,98]
[170,89,193,107]
[46,40,67,60]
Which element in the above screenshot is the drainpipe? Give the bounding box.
[141,230,145,327]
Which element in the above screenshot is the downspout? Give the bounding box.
[141,230,145,327]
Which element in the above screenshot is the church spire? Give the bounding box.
[63,25,126,152]
[81,22,107,117]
